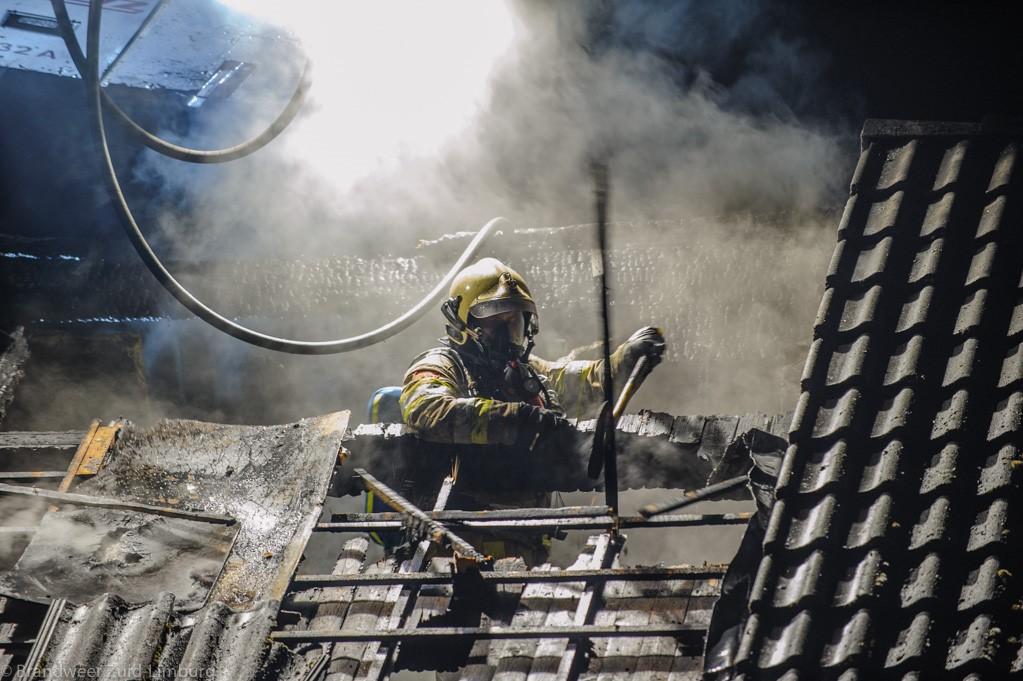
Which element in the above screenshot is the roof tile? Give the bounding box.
[781,495,837,551]
[966,498,1010,552]
[872,389,915,437]
[885,336,925,387]
[899,553,942,608]
[920,192,955,238]
[998,342,1023,389]
[884,611,933,670]
[976,444,1018,496]
[773,550,826,609]
[896,286,934,334]
[837,286,884,334]
[942,339,980,388]
[965,243,999,287]
[930,390,970,439]
[876,141,918,192]
[812,390,860,438]
[833,550,884,608]
[988,391,1023,441]
[858,440,902,494]
[1009,297,1023,339]
[946,614,996,669]
[796,440,848,494]
[957,556,1004,612]
[908,238,945,285]
[933,141,970,193]
[918,444,959,495]
[820,610,872,668]
[986,142,1018,194]
[824,337,871,388]
[851,145,875,195]
[845,493,894,549]
[849,145,873,195]
[851,237,896,285]
[977,195,1008,238]
[759,611,815,669]
[954,289,988,336]
[907,496,952,551]
[862,192,904,238]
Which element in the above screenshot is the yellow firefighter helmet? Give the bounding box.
[442,258,538,347]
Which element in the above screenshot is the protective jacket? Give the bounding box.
[400,340,640,445]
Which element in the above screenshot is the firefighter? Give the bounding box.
[398,257,664,562]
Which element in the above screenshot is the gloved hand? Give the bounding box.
[515,404,577,452]
[620,326,667,369]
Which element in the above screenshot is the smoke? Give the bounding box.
[7,1,859,568]
[130,0,849,257]
[101,0,855,421]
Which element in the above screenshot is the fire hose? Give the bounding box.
[61,1,503,354]
[51,0,310,163]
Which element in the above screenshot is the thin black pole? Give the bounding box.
[592,160,618,513]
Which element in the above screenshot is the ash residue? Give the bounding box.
[74,412,347,609]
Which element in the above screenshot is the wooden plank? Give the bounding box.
[0,471,68,480]
[0,431,85,450]
[76,424,120,475]
[59,420,100,493]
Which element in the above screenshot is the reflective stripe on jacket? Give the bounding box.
[399,343,636,445]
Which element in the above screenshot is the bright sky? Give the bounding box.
[217,1,518,191]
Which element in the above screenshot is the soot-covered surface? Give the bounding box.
[0,507,237,610]
[341,410,790,501]
[76,411,348,609]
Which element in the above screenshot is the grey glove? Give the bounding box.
[621,326,667,368]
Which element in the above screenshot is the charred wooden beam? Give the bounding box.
[339,411,789,497]
[0,431,86,450]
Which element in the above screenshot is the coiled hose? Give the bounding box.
[70,0,503,354]
[51,0,310,163]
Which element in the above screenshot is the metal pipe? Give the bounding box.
[639,474,750,518]
[290,564,728,588]
[315,511,753,533]
[353,468,486,562]
[271,623,706,644]
[591,159,619,512]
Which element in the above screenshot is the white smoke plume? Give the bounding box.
[3,0,862,569]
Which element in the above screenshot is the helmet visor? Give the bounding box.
[469,297,537,320]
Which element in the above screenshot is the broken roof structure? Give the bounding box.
[0,117,1020,679]
[730,119,1023,678]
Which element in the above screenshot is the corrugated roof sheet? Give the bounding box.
[736,120,1023,678]
[37,595,308,681]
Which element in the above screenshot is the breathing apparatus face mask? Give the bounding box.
[473,311,530,362]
